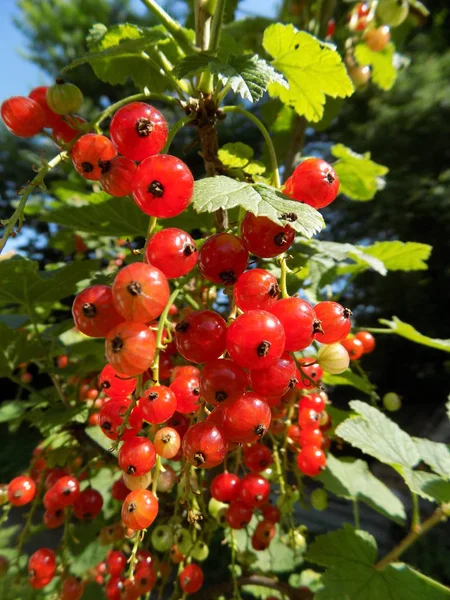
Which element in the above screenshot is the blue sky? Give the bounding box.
[0,0,278,99]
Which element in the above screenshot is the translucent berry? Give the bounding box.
[241,213,295,258]
[105,322,156,376]
[199,358,248,406]
[234,268,280,312]
[314,301,352,344]
[72,285,124,338]
[110,102,168,161]
[145,228,197,279]
[71,133,117,181]
[222,392,271,443]
[182,422,228,468]
[100,156,136,197]
[118,437,156,476]
[1,96,45,137]
[121,489,158,530]
[139,385,176,424]
[175,310,227,364]
[210,472,241,503]
[270,297,318,352]
[297,446,326,476]
[198,233,249,285]
[290,158,339,209]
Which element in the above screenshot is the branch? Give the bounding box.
[196,574,314,600]
[139,0,195,55]
[375,505,449,570]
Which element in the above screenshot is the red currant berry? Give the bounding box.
[198,233,249,285]
[72,285,124,338]
[110,102,168,161]
[210,472,241,503]
[98,398,143,441]
[100,156,136,197]
[175,310,227,364]
[133,154,194,218]
[241,213,295,258]
[73,488,103,519]
[297,446,326,476]
[287,423,301,445]
[199,358,248,406]
[170,377,201,414]
[295,357,323,390]
[238,473,270,508]
[270,298,318,351]
[145,228,197,279]
[133,563,157,595]
[355,331,376,353]
[28,548,56,580]
[299,427,324,448]
[314,301,352,344]
[105,577,125,600]
[29,574,53,589]
[234,268,280,312]
[71,133,117,181]
[182,422,228,468]
[154,427,181,459]
[253,519,276,544]
[61,576,84,600]
[43,508,64,529]
[105,322,156,376]
[1,96,45,137]
[341,337,364,360]
[112,477,130,502]
[121,489,158,530]
[49,476,80,507]
[290,158,339,209]
[228,310,286,370]
[249,352,297,398]
[299,392,326,413]
[29,86,60,128]
[139,385,176,424]
[226,500,253,529]
[112,262,169,323]
[118,437,156,476]
[222,392,271,443]
[298,407,321,430]
[243,444,273,472]
[261,503,281,523]
[98,363,136,398]
[106,550,127,577]
[166,412,190,438]
[364,25,391,52]
[179,564,204,594]
[52,114,86,144]
[170,365,200,382]
[7,476,36,506]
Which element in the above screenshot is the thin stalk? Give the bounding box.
[0,151,67,253]
[356,327,395,334]
[209,0,227,53]
[144,216,158,254]
[376,505,448,570]
[162,115,195,154]
[151,288,182,384]
[353,499,360,529]
[279,257,290,298]
[271,436,286,495]
[111,375,143,449]
[214,81,232,105]
[222,106,280,188]
[16,482,43,559]
[140,0,195,55]
[91,92,178,129]
[152,455,162,497]
[411,492,421,530]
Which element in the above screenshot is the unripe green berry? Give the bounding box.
[173,527,192,554]
[151,525,174,552]
[46,80,83,115]
[191,540,209,561]
[383,392,402,412]
[317,343,350,375]
[377,0,409,27]
[311,488,328,511]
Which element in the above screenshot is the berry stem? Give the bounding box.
[110,375,143,450]
[162,114,195,154]
[270,435,286,496]
[151,288,182,385]
[221,106,281,188]
[152,454,162,498]
[127,529,145,580]
[139,0,195,55]
[144,216,158,254]
[375,504,449,571]
[279,257,290,298]
[230,529,243,600]
[411,491,421,530]
[0,151,67,254]
[15,479,44,561]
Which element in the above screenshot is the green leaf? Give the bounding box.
[401,469,450,504]
[318,454,407,524]
[335,400,420,469]
[413,438,450,478]
[331,143,388,201]
[341,241,432,274]
[263,25,354,122]
[378,317,450,353]
[42,196,148,237]
[69,23,171,89]
[289,569,323,592]
[307,527,450,600]
[0,324,43,376]
[192,176,324,238]
[322,370,376,396]
[0,257,100,308]
[174,53,286,102]
[218,142,254,168]
[310,239,387,275]
[355,42,397,91]
[0,400,32,424]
